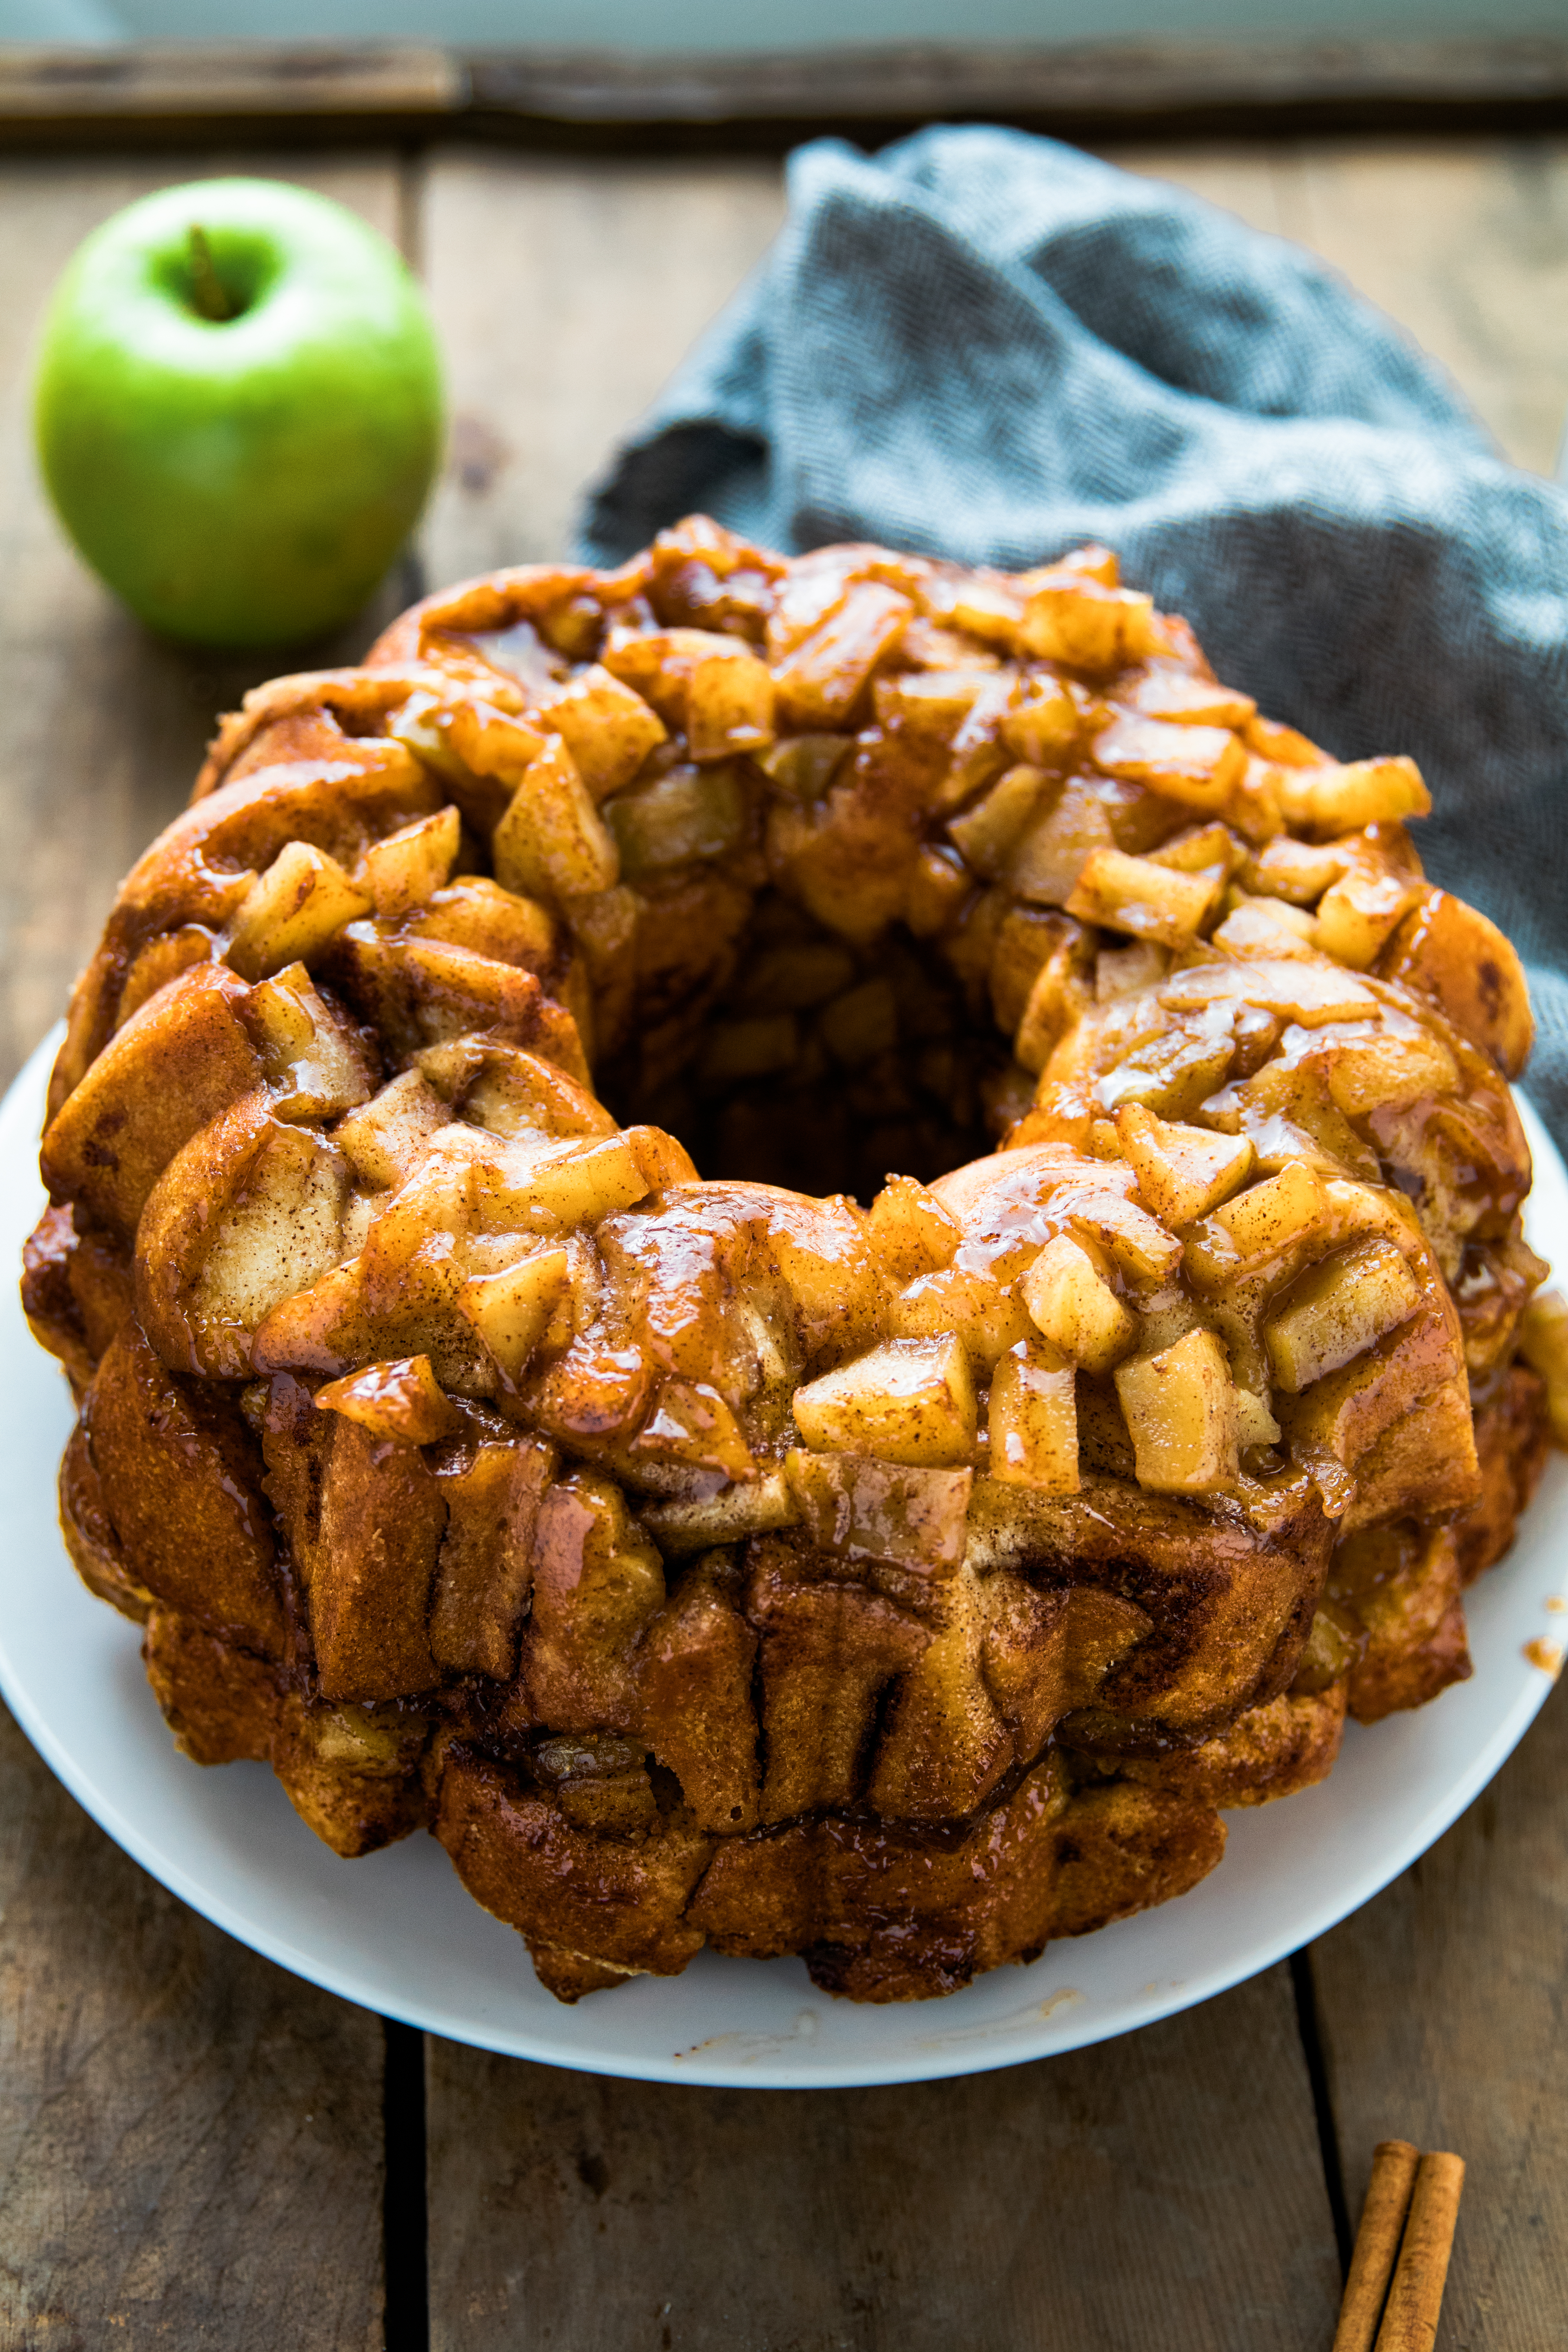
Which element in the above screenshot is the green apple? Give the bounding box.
[33,176,444,648]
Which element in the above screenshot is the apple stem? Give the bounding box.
[187,225,233,323]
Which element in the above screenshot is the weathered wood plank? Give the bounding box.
[417,148,784,581]
[0,1702,387,2350]
[425,1963,1340,2352]
[1310,1684,1568,2350]
[0,150,414,1089]
[1,38,1566,140]
[0,150,412,2352]
[1113,138,1568,474]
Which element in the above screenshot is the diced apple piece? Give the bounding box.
[492,736,619,901]
[334,1071,448,1189]
[793,1334,976,1467]
[449,1045,615,1142]
[1158,956,1377,1026]
[904,840,973,936]
[641,1466,797,1555]
[633,1378,755,1482]
[1121,670,1256,728]
[875,667,994,741]
[1067,846,1221,946]
[755,731,852,803]
[685,644,775,762]
[1235,1388,1281,1449]
[931,572,1025,649]
[226,842,374,981]
[1248,835,1350,905]
[762,1192,887,1361]
[1265,1237,1425,1392]
[1226,755,1283,845]
[1091,715,1245,813]
[1317,1177,1427,1256]
[1275,755,1431,837]
[889,1261,1033,1372]
[1312,861,1417,969]
[604,762,746,879]
[246,962,374,1120]
[1019,1232,1136,1373]
[469,1130,650,1232]
[772,580,913,726]
[1210,897,1318,959]
[947,763,1050,879]
[317,1354,463,1445]
[1519,1290,1568,1447]
[1014,929,1096,1074]
[988,1338,1079,1492]
[1147,820,1241,878]
[602,622,726,720]
[332,929,585,1079]
[1007,778,1115,905]
[1092,1024,1238,1123]
[1210,1163,1329,1269]
[458,1246,571,1382]
[404,876,557,975]
[864,1173,960,1284]
[1114,1328,1240,1494]
[445,699,546,786]
[1020,576,1153,668]
[784,1448,972,1574]
[357,806,461,919]
[537,663,667,798]
[1094,940,1169,1002]
[1064,1187,1184,1284]
[1323,1027,1458,1118]
[932,675,1014,811]
[1000,673,1080,766]
[1115,1104,1254,1226]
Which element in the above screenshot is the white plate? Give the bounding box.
[1,1028,1564,2088]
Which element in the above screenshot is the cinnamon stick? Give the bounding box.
[1374,2151,1465,2352]
[1333,2140,1421,2352]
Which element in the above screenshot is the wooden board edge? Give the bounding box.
[0,35,1565,141]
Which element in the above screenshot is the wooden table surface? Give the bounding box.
[2,133,1566,2352]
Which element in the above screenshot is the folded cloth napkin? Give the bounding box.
[577,125,1568,1149]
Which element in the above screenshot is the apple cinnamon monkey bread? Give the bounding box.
[23,517,1557,2004]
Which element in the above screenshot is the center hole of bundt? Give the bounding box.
[597,887,1016,1203]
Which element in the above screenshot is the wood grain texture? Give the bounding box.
[1,38,1566,137]
[0,1701,385,2350]
[425,1964,1340,2352]
[417,148,784,581]
[0,150,414,1090]
[1112,139,1568,474]
[1311,1682,1568,2351]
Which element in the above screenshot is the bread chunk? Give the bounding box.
[26,517,1553,2004]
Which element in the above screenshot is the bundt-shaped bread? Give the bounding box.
[22,518,1553,2004]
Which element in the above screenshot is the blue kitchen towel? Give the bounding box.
[577,125,1568,1147]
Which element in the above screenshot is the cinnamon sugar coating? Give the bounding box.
[22,517,1552,2003]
